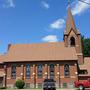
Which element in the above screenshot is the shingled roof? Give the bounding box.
[79,57,90,76]
[0,42,78,62]
[0,55,5,64]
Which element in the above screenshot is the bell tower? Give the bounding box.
[64,7,84,64]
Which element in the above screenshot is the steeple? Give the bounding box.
[64,7,80,35]
[63,6,84,65]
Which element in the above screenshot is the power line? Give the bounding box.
[78,0,90,5]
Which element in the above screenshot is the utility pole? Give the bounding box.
[78,0,90,5]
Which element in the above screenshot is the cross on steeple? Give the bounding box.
[68,0,70,6]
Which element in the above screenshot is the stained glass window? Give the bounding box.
[64,64,70,76]
[11,65,16,79]
[37,65,42,78]
[26,64,30,78]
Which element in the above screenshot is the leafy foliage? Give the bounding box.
[15,79,25,89]
[81,36,90,57]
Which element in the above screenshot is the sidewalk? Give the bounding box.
[21,88,77,90]
[56,88,77,90]
[3,88,77,90]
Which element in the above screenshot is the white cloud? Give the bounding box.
[41,1,50,9]
[3,0,15,8]
[42,35,58,42]
[71,0,90,15]
[50,19,65,29]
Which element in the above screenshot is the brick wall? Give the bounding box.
[0,61,78,88]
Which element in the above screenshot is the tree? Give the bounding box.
[81,36,90,57]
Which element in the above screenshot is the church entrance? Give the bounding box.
[0,77,3,87]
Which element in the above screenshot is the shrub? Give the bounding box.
[15,79,25,89]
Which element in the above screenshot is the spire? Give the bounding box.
[64,7,80,35]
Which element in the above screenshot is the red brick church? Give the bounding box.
[0,7,90,88]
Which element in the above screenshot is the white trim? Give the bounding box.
[70,76,76,78]
[76,53,83,55]
[60,76,64,78]
[76,45,79,47]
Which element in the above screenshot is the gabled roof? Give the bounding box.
[0,42,78,62]
[64,7,80,35]
[79,57,90,76]
[0,55,5,64]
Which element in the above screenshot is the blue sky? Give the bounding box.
[0,0,90,54]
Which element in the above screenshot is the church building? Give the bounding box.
[0,6,90,88]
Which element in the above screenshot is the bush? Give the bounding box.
[15,79,25,89]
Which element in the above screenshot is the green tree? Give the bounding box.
[81,36,90,57]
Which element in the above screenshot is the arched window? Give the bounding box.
[64,64,70,76]
[11,64,16,79]
[26,64,30,78]
[37,65,43,78]
[50,64,54,79]
[70,37,75,46]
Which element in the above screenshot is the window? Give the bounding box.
[70,37,75,46]
[11,65,16,79]
[37,65,43,78]
[64,64,70,77]
[79,70,88,74]
[50,64,54,79]
[26,64,30,78]
[0,77,3,87]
